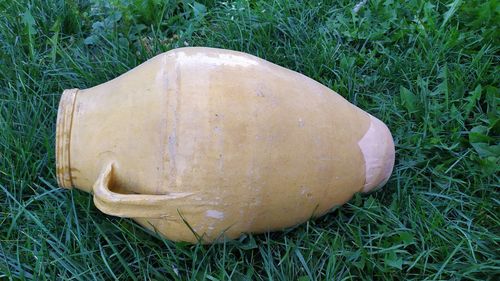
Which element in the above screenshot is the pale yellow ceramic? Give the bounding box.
[56,47,395,243]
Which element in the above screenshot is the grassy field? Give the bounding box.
[1,0,499,280]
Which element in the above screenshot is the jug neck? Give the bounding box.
[56,89,78,189]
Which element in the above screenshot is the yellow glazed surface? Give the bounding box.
[56,47,395,243]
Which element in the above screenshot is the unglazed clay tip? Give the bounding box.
[358,115,395,193]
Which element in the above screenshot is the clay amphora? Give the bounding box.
[56,47,395,243]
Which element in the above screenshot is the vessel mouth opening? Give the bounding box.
[56,89,79,189]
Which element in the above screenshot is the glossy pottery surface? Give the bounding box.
[56,47,395,243]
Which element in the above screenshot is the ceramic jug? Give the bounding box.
[56,47,395,243]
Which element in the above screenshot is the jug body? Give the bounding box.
[56,47,394,243]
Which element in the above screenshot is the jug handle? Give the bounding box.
[92,163,194,218]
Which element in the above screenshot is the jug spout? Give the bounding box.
[56,88,78,189]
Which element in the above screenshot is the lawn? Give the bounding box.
[0,0,498,280]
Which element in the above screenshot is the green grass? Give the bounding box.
[1,0,499,279]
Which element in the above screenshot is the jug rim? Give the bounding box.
[56,88,78,189]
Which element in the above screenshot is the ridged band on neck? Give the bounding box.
[56,89,78,189]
